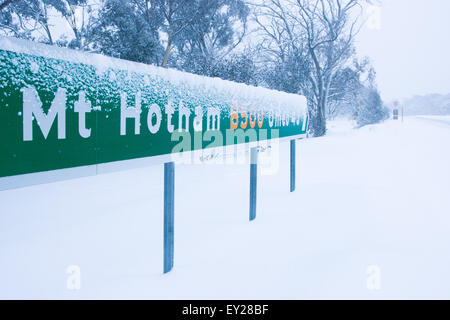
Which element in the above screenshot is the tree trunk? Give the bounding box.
[308,48,327,137]
[316,101,327,136]
[43,24,53,45]
[308,95,327,137]
[161,29,173,67]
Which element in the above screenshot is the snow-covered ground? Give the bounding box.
[1,116,449,299]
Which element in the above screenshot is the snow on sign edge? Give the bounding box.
[0,35,307,115]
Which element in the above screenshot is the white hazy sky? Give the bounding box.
[356,0,450,102]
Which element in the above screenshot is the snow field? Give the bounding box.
[0,116,449,299]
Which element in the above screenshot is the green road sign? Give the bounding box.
[0,36,308,183]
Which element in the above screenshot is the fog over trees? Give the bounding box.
[0,0,389,136]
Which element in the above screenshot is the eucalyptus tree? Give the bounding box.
[171,0,250,75]
[90,0,163,64]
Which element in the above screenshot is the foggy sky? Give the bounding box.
[356,0,450,102]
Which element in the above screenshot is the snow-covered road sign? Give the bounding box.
[0,36,308,188]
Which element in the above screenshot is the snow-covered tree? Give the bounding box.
[253,0,366,136]
[171,0,249,74]
[90,0,163,64]
[0,0,58,43]
[352,87,388,127]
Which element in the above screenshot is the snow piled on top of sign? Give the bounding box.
[0,36,307,115]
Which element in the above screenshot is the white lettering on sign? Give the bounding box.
[165,99,175,133]
[74,91,92,138]
[207,107,220,131]
[20,86,305,142]
[120,91,141,135]
[178,100,191,132]
[22,86,66,141]
[147,103,162,134]
[193,106,203,132]
[268,110,274,128]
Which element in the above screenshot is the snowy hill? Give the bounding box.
[1,117,449,299]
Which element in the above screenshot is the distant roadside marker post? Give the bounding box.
[393,101,399,120]
[0,36,309,273]
[393,109,398,120]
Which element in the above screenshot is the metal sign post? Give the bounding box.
[163,161,175,274]
[249,147,258,221]
[290,139,296,192]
